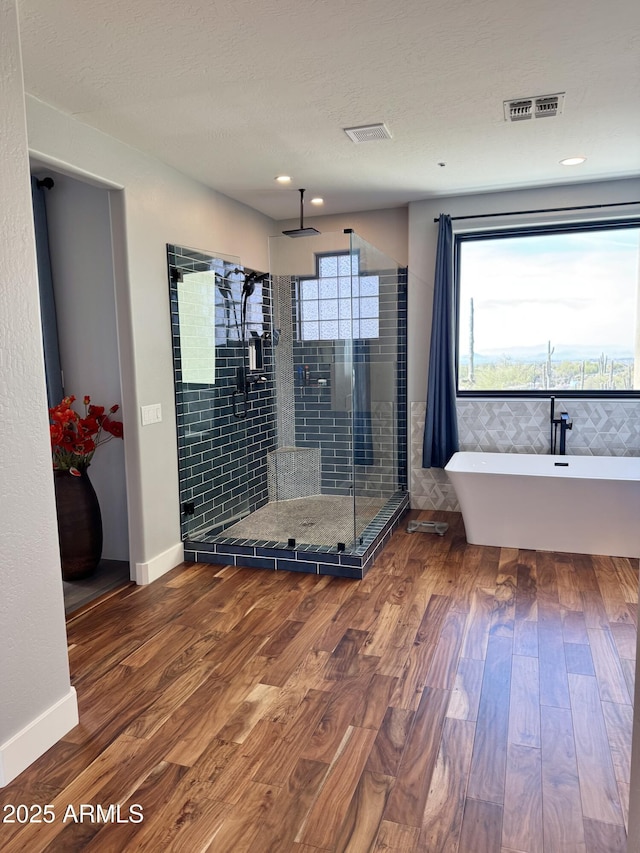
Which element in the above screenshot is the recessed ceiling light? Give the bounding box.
[275,175,292,183]
[560,157,586,166]
[310,197,324,205]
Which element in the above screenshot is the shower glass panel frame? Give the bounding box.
[349,232,403,545]
[268,229,405,549]
[268,230,357,549]
[167,244,274,542]
[168,232,407,566]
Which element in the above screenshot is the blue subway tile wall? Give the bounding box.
[292,268,407,498]
[168,245,278,540]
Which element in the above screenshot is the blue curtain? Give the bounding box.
[31,177,63,407]
[353,340,373,466]
[422,214,459,468]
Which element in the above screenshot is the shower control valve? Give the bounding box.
[245,373,268,387]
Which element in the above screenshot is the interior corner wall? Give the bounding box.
[0,0,77,785]
[42,171,129,561]
[26,96,277,581]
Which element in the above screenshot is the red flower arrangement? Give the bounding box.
[50,395,123,475]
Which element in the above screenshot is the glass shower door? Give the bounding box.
[268,231,357,549]
[349,232,401,544]
[167,244,251,541]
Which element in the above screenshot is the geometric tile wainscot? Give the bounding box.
[411,398,640,512]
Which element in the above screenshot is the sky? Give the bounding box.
[458,226,640,358]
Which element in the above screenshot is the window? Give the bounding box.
[298,252,379,340]
[456,221,640,395]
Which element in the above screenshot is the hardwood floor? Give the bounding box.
[1,510,637,852]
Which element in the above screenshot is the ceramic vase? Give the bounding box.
[53,468,103,580]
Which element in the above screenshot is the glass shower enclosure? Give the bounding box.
[167,230,407,574]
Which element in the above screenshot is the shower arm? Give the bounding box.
[298,188,306,230]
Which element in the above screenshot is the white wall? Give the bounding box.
[278,206,408,266]
[0,0,77,786]
[42,171,129,561]
[26,96,277,583]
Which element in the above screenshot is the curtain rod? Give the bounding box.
[433,200,640,223]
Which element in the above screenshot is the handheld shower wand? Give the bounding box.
[233,270,269,419]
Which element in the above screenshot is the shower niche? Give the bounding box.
[167,230,408,579]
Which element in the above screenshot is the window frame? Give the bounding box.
[454,217,640,399]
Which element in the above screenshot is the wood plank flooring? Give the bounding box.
[1,510,637,852]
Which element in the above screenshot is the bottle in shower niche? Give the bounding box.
[304,365,310,385]
[297,365,304,386]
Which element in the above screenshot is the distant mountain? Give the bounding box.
[459,343,634,365]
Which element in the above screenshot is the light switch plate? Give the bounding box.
[141,403,162,425]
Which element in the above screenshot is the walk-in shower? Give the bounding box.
[167,230,408,578]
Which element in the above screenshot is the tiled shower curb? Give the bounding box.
[184,490,409,579]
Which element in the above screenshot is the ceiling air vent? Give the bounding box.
[504,93,565,122]
[343,123,392,143]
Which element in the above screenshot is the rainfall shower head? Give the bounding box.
[284,227,322,238]
[282,188,321,238]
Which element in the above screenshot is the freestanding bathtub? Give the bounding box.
[445,451,640,558]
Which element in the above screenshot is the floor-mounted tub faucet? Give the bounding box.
[550,396,573,455]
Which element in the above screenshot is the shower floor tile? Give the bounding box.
[219,495,386,547]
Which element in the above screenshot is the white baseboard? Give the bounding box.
[0,687,78,787]
[135,541,184,585]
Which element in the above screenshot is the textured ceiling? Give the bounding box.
[17,0,640,219]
